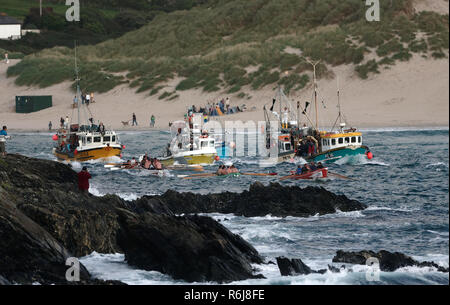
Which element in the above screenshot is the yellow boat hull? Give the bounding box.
[54,147,122,162]
[160,153,216,166]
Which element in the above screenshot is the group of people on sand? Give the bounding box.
[216,164,239,176]
[122,154,163,170]
[188,97,244,117]
[295,161,324,175]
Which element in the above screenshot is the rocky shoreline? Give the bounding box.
[1,154,444,285]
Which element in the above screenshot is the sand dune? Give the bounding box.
[0,52,448,132]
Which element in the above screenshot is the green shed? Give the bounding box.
[16,96,53,113]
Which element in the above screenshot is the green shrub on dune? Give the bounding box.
[5,0,449,97]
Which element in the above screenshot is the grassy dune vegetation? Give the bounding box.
[6,0,449,97]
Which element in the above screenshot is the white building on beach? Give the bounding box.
[0,15,21,40]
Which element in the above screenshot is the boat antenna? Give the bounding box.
[330,76,346,133]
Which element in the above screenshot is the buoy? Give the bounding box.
[74,149,78,155]
[367,151,373,160]
[122,145,126,149]
[120,154,123,158]
[214,155,220,161]
[52,134,58,141]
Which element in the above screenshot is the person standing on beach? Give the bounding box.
[49,121,52,131]
[0,126,9,157]
[4,53,9,64]
[150,115,156,128]
[86,93,90,106]
[132,113,138,126]
[77,166,92,193]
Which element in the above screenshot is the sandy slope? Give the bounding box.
[1,52,448,132]
[413,0,449,13]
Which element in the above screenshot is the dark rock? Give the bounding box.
[333,250,449,273]
[0,195,91,284]
[0,154,266,284]
[276,257,313,276]
[116,211,264,283]
[327,264,341,273]
[152,182,366,218]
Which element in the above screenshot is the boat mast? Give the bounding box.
[337,76,342,131]
[305,59,321,132]
[74,41,80,128]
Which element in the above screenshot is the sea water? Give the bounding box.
[6,128,449,285]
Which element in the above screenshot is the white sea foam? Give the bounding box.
[79,252,180,285]
[334,154,390,166]
[366,206,420,212]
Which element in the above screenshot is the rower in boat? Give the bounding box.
[153,158,163,170]
[122,160,133,169]
[230,165,239,174]
[216,165,225,175]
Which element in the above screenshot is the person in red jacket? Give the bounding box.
[77,166,91,193]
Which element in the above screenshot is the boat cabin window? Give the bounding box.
[209,141,214,147]
[112,136,116,142]
[103,136,110,142]
[94,136,101,143]
[351,137,356,143]
[87,137,92,144]
[358,137,361,143]
[201,141,208,148]
[345,137,350,143]
[338,138,343,144]
[332,139,336,146]
[284,143,291,151]
[82,137,86,145]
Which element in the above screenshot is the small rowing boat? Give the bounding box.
[280,168,328,180]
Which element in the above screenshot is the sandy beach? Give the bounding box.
[1,52,448,132]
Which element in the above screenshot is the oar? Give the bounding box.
[241,173,278,176]
[328,172,357,181]
[104,164,118,168]
[166,165,204,172]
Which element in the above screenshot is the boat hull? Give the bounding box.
[160,153,217,166]
[53,147,121,162]
[292,168,328,180]
[309,146,368,164]
[277,151,296,163]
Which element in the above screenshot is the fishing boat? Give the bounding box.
[158,119,218,166]
[52,45,123,162]
[295,60,372,164]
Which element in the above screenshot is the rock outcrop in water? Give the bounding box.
[332,250,449,273]
[0,154,264,284]
[276,257,314,275]
[276,250,448,277]
[141,181,367,217]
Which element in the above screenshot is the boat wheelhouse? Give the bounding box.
[159,119,218,165]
